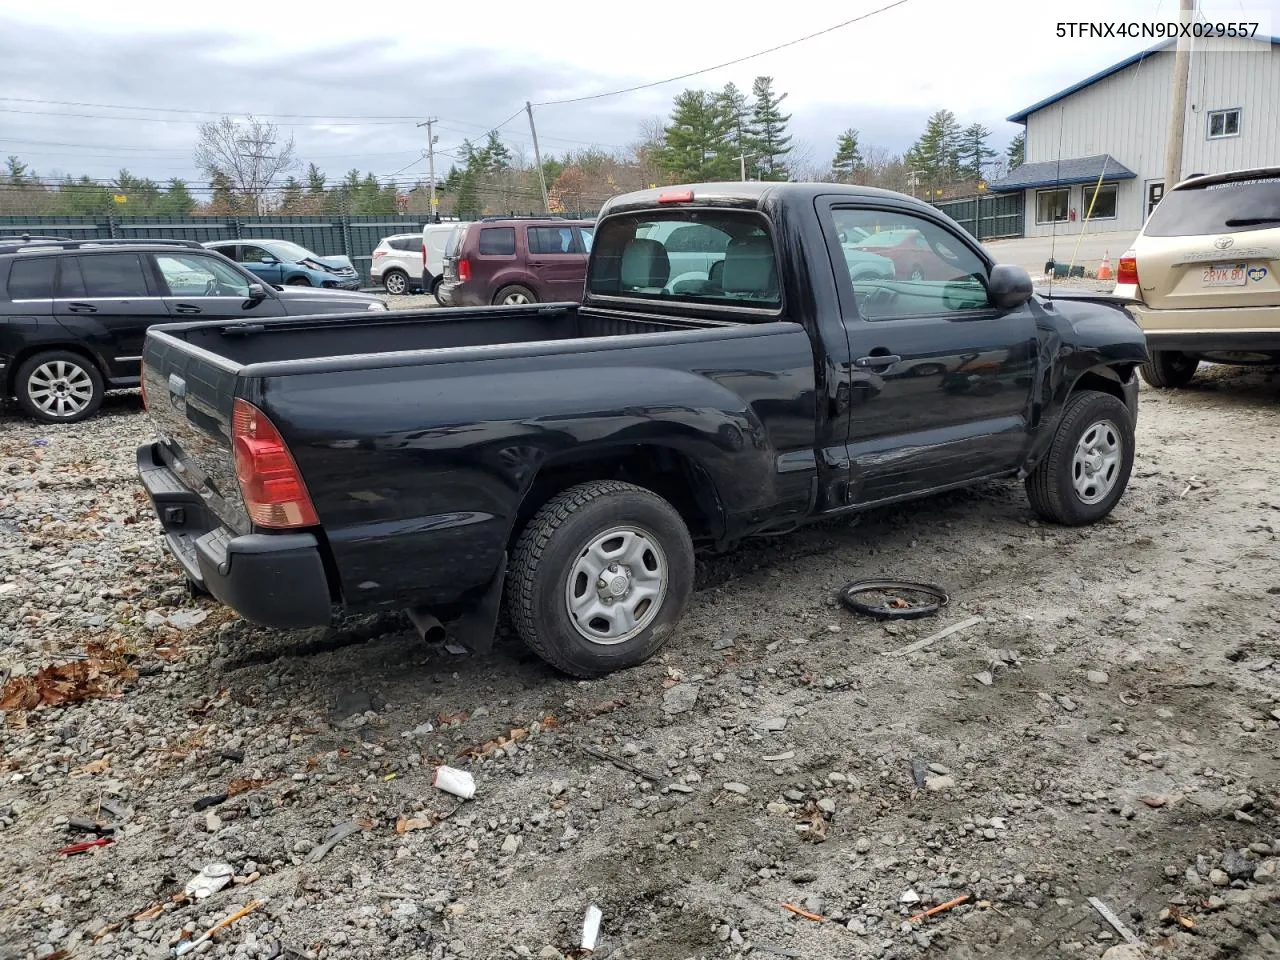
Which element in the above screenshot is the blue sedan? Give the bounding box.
[203,239,361,290]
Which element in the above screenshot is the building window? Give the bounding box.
[1207,108,1241,139]
[1036,188,1070,224]
[1083,182,1118,220]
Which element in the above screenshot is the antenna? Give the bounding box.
[1047,107,1064,297]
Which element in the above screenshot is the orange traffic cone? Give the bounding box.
[1097,252,1113,282]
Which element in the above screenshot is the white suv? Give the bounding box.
[370,234,423,295]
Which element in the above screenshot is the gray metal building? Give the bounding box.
[990,35,1280,237]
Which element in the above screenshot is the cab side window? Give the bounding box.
[829,208,989,321]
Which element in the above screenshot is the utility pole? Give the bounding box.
[526,101,550,214]
[1163,0,1195,193]
[416,118,438,219]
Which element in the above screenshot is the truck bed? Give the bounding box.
[172,303,719,366]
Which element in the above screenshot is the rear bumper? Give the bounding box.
[437,281,484,307]
[1129,303,1280,352]
[137,442,334,629]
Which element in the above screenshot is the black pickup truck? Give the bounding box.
[137,182,1146,677]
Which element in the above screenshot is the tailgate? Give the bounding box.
[141,330,252,536]
[1136,231,1280,310]
[1138,176,1280,310]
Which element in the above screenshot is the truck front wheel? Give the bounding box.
[1025,390,1135,526]
[507,480,694,678]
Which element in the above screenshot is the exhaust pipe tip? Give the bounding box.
[407,608,446,644]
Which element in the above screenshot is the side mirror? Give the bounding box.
[246,283,267,302]
[987,263,1033,310]
[259,256,279,265]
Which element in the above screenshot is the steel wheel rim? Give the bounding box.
[564,524,668,645]
[909,267,924,281]
[385,273,406,294]
[503,292,530,305]
[1072,418,1122,504]
[28,360,94,417]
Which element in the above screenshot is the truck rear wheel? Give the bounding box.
[1025,389,1134,526]
[1139,350,1198,388]
[506,480,694,678]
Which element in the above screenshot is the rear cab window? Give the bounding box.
[478,227,517,256]
[1145,175,1280,236]
[587,210,779,310]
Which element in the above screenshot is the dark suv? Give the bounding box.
[437,218,594,307]
[0,238,389,424]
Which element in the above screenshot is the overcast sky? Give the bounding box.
[0,0,1275,187]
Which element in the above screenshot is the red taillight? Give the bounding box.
[422,243,427,268]
[231,398,318,529]
[658,190,694,204]
[458,258,472,282]
[373,250,386,259]
[1117,255,1139,286]
[139,362,149,411]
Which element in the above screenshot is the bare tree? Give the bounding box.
[194,115,297,213]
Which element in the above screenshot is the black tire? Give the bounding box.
[907,264,925,281]
[1025,390,1135,526]
[382,269,409,295]
[430,276,443,301]
[1139,350,1198,388]
[506,480,694,678]
[14,350,104,424]
[286,276,311,287]
[493,284,537,306]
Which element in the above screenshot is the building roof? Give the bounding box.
[1007,35,1280,123]
[987,155,1137,192]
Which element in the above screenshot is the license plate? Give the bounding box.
[1202,262,1248,286]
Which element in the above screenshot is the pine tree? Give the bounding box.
[5,156,30,186]
[905,110,962,192]
[832,129,864,183]
[956,123,997,182]
[455,171,481,219]
[655,89,736,182]
[1007,132,1025,170]
[278,176,304,212]
[209,171,242,214]
[157,178,196,215]
[306,163,326,194]
[749,77,792,180]
[484,131,511,173]
[717,83,753,173]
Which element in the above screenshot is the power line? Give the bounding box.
[531,0,913,106]
[0,97,427,121]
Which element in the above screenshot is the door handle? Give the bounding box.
[854,354,902,368]
[67,302,98,314]
[174,304,203,315]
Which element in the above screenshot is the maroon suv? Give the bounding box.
[437,218,595,307]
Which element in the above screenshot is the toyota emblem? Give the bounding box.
[1214,236,1234,249]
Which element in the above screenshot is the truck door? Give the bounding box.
[817,198,1039,504]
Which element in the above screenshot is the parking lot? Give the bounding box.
[2,350,1278,960]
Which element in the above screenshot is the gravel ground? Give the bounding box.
[2,365,1279,960]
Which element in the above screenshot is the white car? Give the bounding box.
[421,222,459,301]
[370,234,423,296]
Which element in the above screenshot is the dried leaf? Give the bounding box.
[540,715,559,729]
[586,700,625,717]
[437,711,469,725]
[0,656,136,712]
[395,816,436,834]
[227,778,269,797]
[75,758,111,775]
